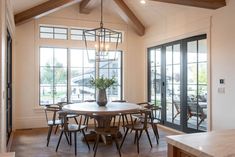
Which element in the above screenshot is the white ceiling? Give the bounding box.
[12,0,212,26]
[13,0,48,14]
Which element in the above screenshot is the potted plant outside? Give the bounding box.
[90,76,116,106]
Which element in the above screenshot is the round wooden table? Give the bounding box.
[62,102,140,115]
[62,102,141,144]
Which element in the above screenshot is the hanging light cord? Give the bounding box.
[100,0,103,28]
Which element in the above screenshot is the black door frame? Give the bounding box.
[147,34,207,133]
[6,29,12,144]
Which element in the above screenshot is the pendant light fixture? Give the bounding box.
[83,0,122,62]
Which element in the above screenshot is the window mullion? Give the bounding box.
[67,48,71,103]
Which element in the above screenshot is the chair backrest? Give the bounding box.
[58,111,84,131]
[136,102,161,124]
[44,106,61,125]
[129,109,150,129]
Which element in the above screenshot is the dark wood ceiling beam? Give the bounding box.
[79,0,96,14]
[113,0,145,36]
[15,0,80,25]
[150,0,226,9]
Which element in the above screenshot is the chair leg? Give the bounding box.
[145,129,152,148]
[134,130,138,144]
[152,124,159,144]
[114,134,121,157]
[122,115,125,132]
[82,130,90,150]
[54,125,58,134]
[56,131,63,152]
[93,138,96,151]
[136,130,139,154]
[83,116,89,131]
[74,132,77,156]
[47,126,53,147]
[64,132,70,145]
[138,130,143,141]
[69,132,72,145]
[94,134,100,157]
[120,128,129,149]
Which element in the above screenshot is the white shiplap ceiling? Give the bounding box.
[13,0,49,14]
[12,0,212,27]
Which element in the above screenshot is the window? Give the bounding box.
[40,47,68,105]
[40,25,123,42]
[99,51,122,100]
[71,28,96,41]
[40,47,123,105]
[40,26,68,40]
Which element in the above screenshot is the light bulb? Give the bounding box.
[140,0,146,4]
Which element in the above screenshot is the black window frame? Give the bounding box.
[39,47,123,105]
[40,26,68,40]
[147,34,207,133]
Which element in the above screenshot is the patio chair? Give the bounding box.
[173,102,181,120]
[188,103,207,126]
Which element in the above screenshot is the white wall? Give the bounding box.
[14,5,144,129]
[211,0,235,130]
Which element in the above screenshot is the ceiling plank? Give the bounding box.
[113,0,145,36]
[79,0,97,14]
[15,0,79,25]
[150,0,226,9]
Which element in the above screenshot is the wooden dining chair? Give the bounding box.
[57,102,79,124]
[83,100,96,131]
[53,102,79,134]
[120,109,152,154]
[43,105,62,147]
[56,111,90,156]
[112,100,128,131]
[92,113,121,157]
[141,104,160,144]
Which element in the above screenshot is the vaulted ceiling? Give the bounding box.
[12,0,226,36]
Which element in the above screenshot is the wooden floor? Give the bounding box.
[11,126,178,157]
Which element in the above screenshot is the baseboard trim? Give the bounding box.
[158,124,184,134]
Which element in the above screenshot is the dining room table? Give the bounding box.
[62,101,141,143]
[62,101,141,115]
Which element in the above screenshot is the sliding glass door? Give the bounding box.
[149,48,162,110]
[186,38,208,132]
[165,43,181,127]
[148,34,207,132]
